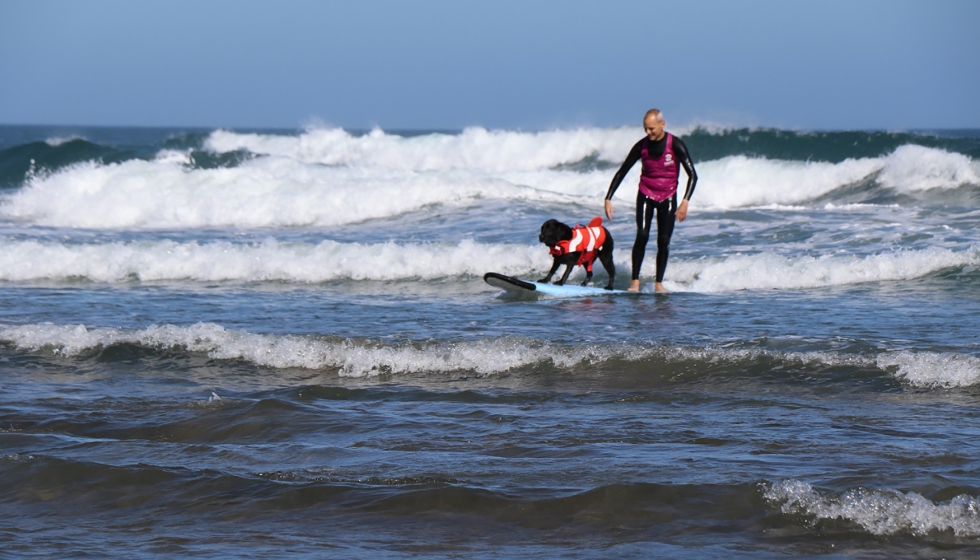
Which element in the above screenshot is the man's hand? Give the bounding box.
[604,199,614,220]
[676,199,689,222]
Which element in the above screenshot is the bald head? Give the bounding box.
[643,109,666,141]
[644,109,664,123]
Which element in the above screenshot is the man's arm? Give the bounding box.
[604,139,643,220]
[673,137,697,201]
[605,139,643,200]
[673,137,697,222]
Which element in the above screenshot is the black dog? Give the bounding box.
[538,217,616,289]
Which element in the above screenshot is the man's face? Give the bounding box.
[644,115,665,140]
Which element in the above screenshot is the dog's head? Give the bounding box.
[539,219,573,247]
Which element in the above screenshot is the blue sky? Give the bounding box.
[1,0,977,130]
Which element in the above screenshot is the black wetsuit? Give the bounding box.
[605,134,697,283]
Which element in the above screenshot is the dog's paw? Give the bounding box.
[603,285,614,291]
[580,279,589,287]
[554,280,565,286]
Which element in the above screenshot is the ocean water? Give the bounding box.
[1,123,979,558]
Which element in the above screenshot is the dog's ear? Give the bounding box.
[557,221,573,240]
[539,220,558,245]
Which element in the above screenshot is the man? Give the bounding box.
[604,109,697,292]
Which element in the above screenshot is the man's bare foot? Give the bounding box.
[628,280,641,292]
[654,282,668,293]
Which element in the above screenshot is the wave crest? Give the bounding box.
[668,245,979,292]
[2,127,976,229]
[3,323,978,387]
[0,322,641,377]
[765,480,980,537]
[877,351,980,388]
[0,238,546,283]
[0,239,975,289]
[204,126,642,173]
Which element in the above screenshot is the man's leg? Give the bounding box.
[630,193,656,292]
[653,197,677,292]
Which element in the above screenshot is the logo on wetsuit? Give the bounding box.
[664,153,674,166]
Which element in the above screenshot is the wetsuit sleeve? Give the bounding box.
[605,139,644,200]
[673,137,698,201]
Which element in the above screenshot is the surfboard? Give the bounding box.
[484,272,629,298]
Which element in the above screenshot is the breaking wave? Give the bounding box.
[0,127,976,230]
[0,238,975,290]
[2,322,977,386]
[765,480,980,537]
[666,245,980,292]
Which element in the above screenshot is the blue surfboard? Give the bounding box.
[484,272,629,298]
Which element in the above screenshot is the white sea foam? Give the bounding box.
[0,158,581,229]
[0,322,859,378]
[877,144,980,191]
[154,149,194,165]
[692,156,883,208]
[0,322,648,377]
[2,127,976,229]
[0,239,975,288]
[877,351,980,388]
[666,245,980,292]
[3,322,974,387]
[45,136,86,147]
[204,126,645,172]
[692,146,979,208]
[207,127,979,192]
[0,238,549,283]
[765,480,980,537]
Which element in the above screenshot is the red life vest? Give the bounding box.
[548,217,607,272]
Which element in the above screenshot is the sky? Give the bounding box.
[1,0,978,131]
